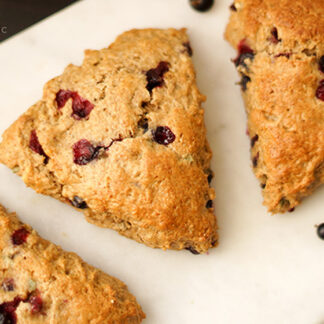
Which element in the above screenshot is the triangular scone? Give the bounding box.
[0,204,145,323]
[0,29,217,253]
[225,0,324,213]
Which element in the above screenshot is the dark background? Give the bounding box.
[0,0,79,42]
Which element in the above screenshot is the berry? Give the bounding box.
[28,294,43,314]
[250,134,259,148]
[319,56,324,73]
[316,80,324,101]
[73,139,101,165]
[234,39,254,67]
[29,130,48,163]
[12,228,29,245]
[185,246,200,255]
[71,196,88,209]
[317,223,324,240]
[189,0,214,12]
[240,74,251,91]
[268,27,280,44]
[146,62,170,93]
[55,90,94,119]
[2,279,15,292]
[206,200,213,208]
[152,126,176,145]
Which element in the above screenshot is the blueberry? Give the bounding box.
[152,126,176,145]
[317,223,324,240]
[185,246,200,255]
[189,0,214,12]
[71,196,88,209]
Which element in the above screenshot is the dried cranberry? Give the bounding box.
[183,42,193,56]
[73,139,101,165]
[268,27,280,44]
[29,130,48,163]
[55,90,94,119]
[288,207,295,213]
[250,134,259,148]
[261,183,266,189]
[206,200,213,208]
[316,80,324,101]
[28,294,43,314]
[207,171,213,184]
[71,93,94,120]
[240,74,251,91]
[71,196,88,209]
[252,152,259,167]
[2,279,15,292]
[189,0,214,12]
[234,39,254,67]
[55,90,72,109]
[146,62,170,92]
[319,56,324,73]
[152,126,176,145]
[12,228,29,245]
[185,246,200,255]
[0,297,23,324]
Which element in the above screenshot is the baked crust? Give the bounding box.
[225,0,324,213]
[0,28,217,252]
[0,204,145,323]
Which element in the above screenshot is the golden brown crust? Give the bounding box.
[0,204,145,323]
[0,28,217,252]
[225,0,324,213]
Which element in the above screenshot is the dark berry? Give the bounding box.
[152,126,176,145]
[279,197,290,208]
[268,27,280,44]
[185,246,200,255]
[29,130,48,163]
[288,207,295,213]
[207,171,213,184]
[55,90,94,119]
[319,56,324,73]
[28,294,43,314]
[2,279,15,292]
[183,42,193,56]
[240,74,251,91]
[146,62,170,93]
[71,93,94,120]
[230,2,237,11]
[189,0,214,12]
[72,139,101,165]
[71,196,88,209]
[234,39,254,67]
[261,183,266,189]
[12,228,29,245]
[252,152,259,168]
[55,90,72,109]
[206,200,213,208]
[234,52,255,68]
[317,223,324,240]
[316,80,324,101]
[0,297,23,324]
[250,134,259,148]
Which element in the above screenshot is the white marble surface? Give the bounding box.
[0,0,324,323]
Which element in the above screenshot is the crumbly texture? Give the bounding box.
[0,204,145,323]
[225,0,324,213]
[0,28,217,253]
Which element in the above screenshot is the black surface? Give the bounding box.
[0,0,79,42]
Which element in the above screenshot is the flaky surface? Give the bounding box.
[225,0,324,213]
[0,28,217,252]
[0,204,145,323]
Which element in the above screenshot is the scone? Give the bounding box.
[0,28,217,253]
[0,204,145,323]
[225,0,324,213]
